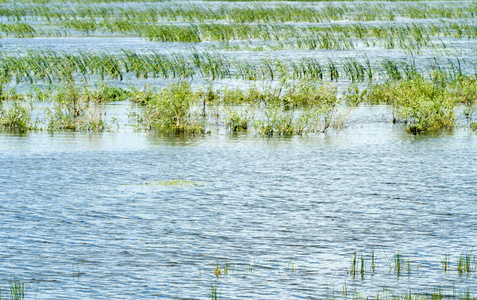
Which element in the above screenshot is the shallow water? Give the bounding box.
[1,106,477,299]
[1,0,477,297]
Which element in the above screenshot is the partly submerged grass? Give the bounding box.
[2,74,477,135]
[1,2,475,23]
[0,49,473,84]
[139,179,203,187]
[2,20,476,55]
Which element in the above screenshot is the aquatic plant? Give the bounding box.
[391,78,456,134]
[3,2,476,23]
[349,252,368,278]
[8,277,25,300]
[394,252,404,275]
[214,264,228,277]
[133,82,205,134]
[210,284,219,300]
[457,251,475,274]
[139,179,201,187]
[73,264,81,278]
[284,260,297,273]
[224,108,252,132]
[441,254,450,272]
[0,49,473,84]
[45,82,108,132]
[371,250,376,273]
[254,104,294,136]
[0,101,35,132]
[91,83,130,102]
[281,80,338,108]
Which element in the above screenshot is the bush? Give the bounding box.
[135,81,205,134]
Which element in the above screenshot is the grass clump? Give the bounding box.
[45,83,107,132]
[357,77,457,134]
[392,78,455,134]
[457,251,475,275]
[140,179,201,187]
[0,102,35,132]
[224,108,251,133]
[8,277,25,300]
[132,82,205,134]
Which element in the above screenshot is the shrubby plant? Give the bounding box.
[0,101,35,132]
[132,81,205,134]
[45,83,108,131]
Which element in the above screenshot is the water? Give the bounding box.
[1,0,477,297]
[1,106,477,298]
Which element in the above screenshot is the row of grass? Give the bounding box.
[0,50,472,84]
[0,2,475,23]
[0,0,470,3]
[1,21,475,55]
[210,251,477,299]
[2,251,475,297]
[1,74,476,134]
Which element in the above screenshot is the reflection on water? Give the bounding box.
[1,106,476,298]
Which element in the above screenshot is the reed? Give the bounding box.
[441,254,450,272]
[350,252,358,278]
[210,284,218,300]
[0,23,36,37]
[13,20,472,54]
[3,2,476,23]
[371,250,376,273]
[457,251,475,274]
[394,252,404,275]
[0,50,474,84]
[8,277,25,300]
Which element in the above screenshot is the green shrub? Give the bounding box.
[392,78,455,134]
[135,81,205,134]
[46,83,107,131]
[0,101,34,132]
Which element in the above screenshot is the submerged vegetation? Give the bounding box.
[1,73,476,134]
[3,250,476,299]
[131,81,205,134]
[138,179,203,186]
[1,0,476,298]
[207,251,477,299]
[1,2,476,23]
[0,50,474,85]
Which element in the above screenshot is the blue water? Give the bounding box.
[1,106,477,298]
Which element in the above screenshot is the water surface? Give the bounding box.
[1,107,476,298]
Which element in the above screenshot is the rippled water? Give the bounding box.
[1,106,477,299]
[1,0,477,296]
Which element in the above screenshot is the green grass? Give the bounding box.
[457,251,475,274]
[8,277,25,300]
[0,101,35,133]
[1,2,475,23]
[132,81,205,134]
[2,19,476,54]
[139,179,202,187]
[0,49,473,84]
[1,73,476,134]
